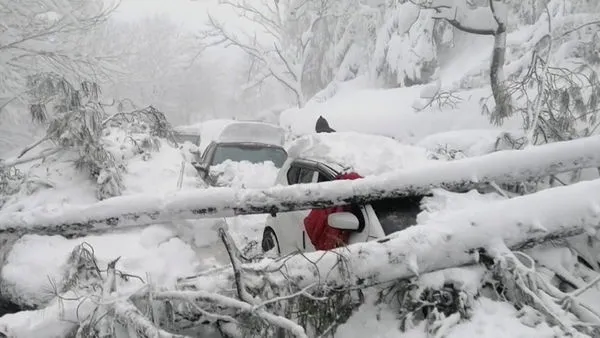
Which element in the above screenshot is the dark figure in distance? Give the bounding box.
[315,115,336,133]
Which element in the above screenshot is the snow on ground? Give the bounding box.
[280,87,522,144]
[1,225,200,308]
[416,129,522,157]
[1,151,99,213]
[337,296,557,338]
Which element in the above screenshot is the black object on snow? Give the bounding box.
[315,115,336,133]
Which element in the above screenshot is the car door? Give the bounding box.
[274,161,319,255]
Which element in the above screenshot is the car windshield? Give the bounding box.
[211,144,287,167]
[370,196,423,235]
[175,133,200,145]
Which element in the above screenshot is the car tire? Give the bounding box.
[261,227,280,256]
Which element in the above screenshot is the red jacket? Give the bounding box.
[303,172,363,251]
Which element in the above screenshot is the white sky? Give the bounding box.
[112,0,214,29]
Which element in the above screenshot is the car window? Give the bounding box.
[210,144,287,167]
[287,165,317,185]
[298,168,315,184]
[317,172,330,182]
[370,196,423,235]
[287,166,301,185]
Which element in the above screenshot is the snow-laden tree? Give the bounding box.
[369,1,442,88]
[91,16,205,124]
[413,0,600,148]
[201,0,360,107]
[0,0,118,112]
[502,0,600,146]
[310,0,456,102]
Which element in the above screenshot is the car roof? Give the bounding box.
[286,132,433,177]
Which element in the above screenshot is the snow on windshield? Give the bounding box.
[287,132,434,176]
[211,144,287,167]
[208,159,279,188]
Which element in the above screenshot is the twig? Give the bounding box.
[150,290,308,338]
[112,300,190,338]
[16,137,49,159]
[0,147,61,168]
[251,283,326,312]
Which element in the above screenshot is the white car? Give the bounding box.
[261,132,435,256]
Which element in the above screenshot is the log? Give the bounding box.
[182,177,600,293]
[1,135,600,237]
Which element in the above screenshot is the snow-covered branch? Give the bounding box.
[0,0,120,99]
[2,134,600,235]
[185,176,600,293]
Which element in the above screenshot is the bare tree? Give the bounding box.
[199,0,351,107]
[0,0,119,113]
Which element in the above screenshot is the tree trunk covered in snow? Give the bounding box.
[428,0,511,124]
[181,177,600,293]
[488,0,511,125]
[2,135,600,237]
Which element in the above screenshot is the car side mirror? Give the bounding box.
[188,144,201,154]
[328,212,360,231]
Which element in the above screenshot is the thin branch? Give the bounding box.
[150,290,308,338]
[16,137,49,159]
[558,20,600,39]
[0,147,62,169]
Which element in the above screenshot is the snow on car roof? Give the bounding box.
[173,125,202,134]
[218,121,285,146]
[176,119,285,152]
[286,132,433,176]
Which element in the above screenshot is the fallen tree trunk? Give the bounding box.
[1,135,600,237]
[181,177,600,293]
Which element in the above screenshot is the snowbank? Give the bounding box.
[416,129,522,157]
[1,225,200,308]
[1,135,201,213]
[280,87,521,143]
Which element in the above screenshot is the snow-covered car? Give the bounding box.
[261,132,434,256]
[193,121,288,186]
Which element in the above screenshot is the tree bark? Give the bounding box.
[2,135,600,237]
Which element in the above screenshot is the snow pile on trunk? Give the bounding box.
[287,132,434,176]
[417,188,507,224]
[208,160,279,188]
